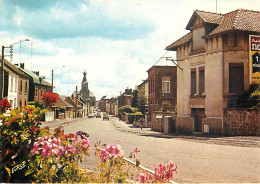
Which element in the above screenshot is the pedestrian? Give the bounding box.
[140,118,144,130]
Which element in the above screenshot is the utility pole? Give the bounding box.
[75,86,78,118]
[51,69,54,93]
[216,0,218,13]
[1,46,4,99]
[1,46,11,99]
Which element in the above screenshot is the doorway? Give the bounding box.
[191,108,205,132]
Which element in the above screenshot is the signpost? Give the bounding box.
[249,35,260,84]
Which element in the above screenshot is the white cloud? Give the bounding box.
[1,0,260,100]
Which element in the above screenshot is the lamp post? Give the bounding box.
[51,66,65,93]
[1,39,30,99]
[10,39,30,62]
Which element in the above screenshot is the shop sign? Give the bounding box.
[249,35,260,84]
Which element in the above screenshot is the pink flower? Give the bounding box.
[100,144,124,162]
[65,144,76,154]
[138,173,152,183]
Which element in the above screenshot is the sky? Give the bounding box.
[0,0,259,100]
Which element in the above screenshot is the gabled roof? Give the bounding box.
[166,9,260,51]
[186,10,223,30]
[2,57,29,78]
[54,96,73,108]
[166,32,192,51]
[18,67,50,86]
[207,9,260,37]
[147,52,177,71]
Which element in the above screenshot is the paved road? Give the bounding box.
[42,117,260,183]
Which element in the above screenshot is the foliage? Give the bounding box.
[28,100,46,109]
[0,100,178,183]
[119,105,133,113]
[129,111,143,115]
[137,86,148,114]
[0,99,11,113]
[26,130,91,183]
[237,84,260,108]
[42,92,59,108]
[132,90,138,108]
[137,161,177,183]
[0,105,45,183]
[97,144,127,183]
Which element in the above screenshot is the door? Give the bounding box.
[191,108,205,132]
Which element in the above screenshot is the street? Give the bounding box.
[42,117,260,183]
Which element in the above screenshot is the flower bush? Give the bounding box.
[26,132,91,183]
[0,100,177,183]
[0,105,45,183]
[42,92,59,108]
[0,99,11,113]
[97,144,127,183]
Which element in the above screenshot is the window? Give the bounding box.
[10,78,13,91]
[162,77,170,93]
[35,88,38,98]
[15,78,17,92]
[25,81,28,94]
[13,98,16,109]
[20,80,23,93]
[199,67,205,94]
[191,70,197,95]
[19,100,22,108]
[229,63,244,93]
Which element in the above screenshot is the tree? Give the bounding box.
[137,86,148,114]
[42,92,58,108]
[132,90,138,108]
[237,84,260,108]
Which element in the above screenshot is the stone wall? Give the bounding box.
[151,111,176,133]
[223,108,260,135]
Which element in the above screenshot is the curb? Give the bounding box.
[109,117,260,148]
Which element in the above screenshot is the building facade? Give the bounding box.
[17,63,52,103]
[3,59,30,109]
[166,9,260,134]
[147,58,177,119]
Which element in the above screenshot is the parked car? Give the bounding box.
[88,113,95,118]
[103,113,109,120]
[96,112,101,118]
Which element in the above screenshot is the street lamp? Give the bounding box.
[1,39,30,99]
[10,38,30,62]
[51,66,65,93]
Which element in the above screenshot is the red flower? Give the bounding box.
[30,126,37,132]
[42,92,59,108]
[134,147,140,154]
[0,99,11,111]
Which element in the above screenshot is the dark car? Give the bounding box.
[96,112,101,118]
[103,113,109,120]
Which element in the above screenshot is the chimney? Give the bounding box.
[20,63,25,69]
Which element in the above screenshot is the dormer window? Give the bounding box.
[192,26,205,52]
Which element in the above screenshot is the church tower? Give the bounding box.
[81,70,89,99]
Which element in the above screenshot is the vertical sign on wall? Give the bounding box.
[249,35,260,84]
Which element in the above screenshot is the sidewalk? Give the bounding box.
[109,116,260,148]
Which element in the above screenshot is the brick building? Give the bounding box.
[17,63,52,102]
[166,9,260,135]
[147,57,177,120]
[118,88,134,108]
[2,59,30,109]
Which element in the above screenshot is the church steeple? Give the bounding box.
[81,70,89,99]
[82,70,87,83]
